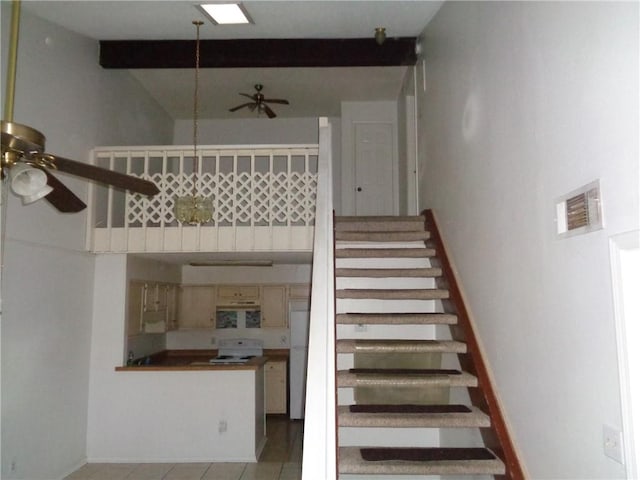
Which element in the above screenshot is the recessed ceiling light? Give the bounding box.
[198,3,253,25]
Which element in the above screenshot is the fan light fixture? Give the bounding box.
[9,162,53,205]
[173,20,213,225]
[198,3,252,25]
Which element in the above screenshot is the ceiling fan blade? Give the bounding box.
[239,93,256,100]
[263,98,289,105]
[34,153,159,196]
[229,102,255,112]
[39,169,87,213]
[263,104,277,119]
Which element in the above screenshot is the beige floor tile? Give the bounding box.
[201,462,246,480]
[239,462,282,480]
[64,463,105,479]
[124,463,175,479]
[278,463,302,480]
[87,464,138,480]
[164,463,211,480]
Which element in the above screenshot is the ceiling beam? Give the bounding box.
[99,38,417,69]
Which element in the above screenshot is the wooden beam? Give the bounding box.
[99,38,417,69]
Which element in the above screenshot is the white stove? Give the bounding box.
[209,338,264,364]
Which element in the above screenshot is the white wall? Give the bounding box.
[173,117,320,145]
[417,2,639,478]
[0,6,173,479]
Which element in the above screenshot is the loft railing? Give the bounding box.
[302,118,336,479]
[85,144,318,253]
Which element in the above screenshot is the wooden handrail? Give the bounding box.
[422,209,526,480]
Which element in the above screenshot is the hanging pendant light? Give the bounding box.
[174,20,213,225]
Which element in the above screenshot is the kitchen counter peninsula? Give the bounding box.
[93,349,268,463]
[115,349,288,371]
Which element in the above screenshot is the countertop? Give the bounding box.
[116,349,289,372]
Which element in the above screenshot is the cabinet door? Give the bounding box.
[178,285,217,329]
[127,281,145,336]
[217,285,259,302]
[261,285,287,328]
[288,283,311,302]
[265,360,287,414]
[166,285,178,331]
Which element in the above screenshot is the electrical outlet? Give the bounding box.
[280,335,288,345]
[10,458,16,473]
[210,337,216,345]
[218,420,227,433]
[603,424,624,464]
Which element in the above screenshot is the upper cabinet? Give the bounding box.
[128,280,178,336]
[178,285,217,329]
[127,281,145,337]
[217,285,260,305]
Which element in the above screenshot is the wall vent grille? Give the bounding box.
[556,180,603,238]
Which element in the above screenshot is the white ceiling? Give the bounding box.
[21,1,443,119]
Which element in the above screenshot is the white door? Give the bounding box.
[354,122,395,216]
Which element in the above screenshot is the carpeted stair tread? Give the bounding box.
[336,339,467,354]
[335,267,442,278]
[336,288,449,300]
[337,369,478,388]
[339,447,506,475]
[336,312,457,325]
[336,231,430,242]
[335,247,436,258]
[338,405,490,428]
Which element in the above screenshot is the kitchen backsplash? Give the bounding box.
[166,323,290,350]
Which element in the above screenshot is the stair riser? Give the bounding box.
[336,299,440,314]
[335,221,425,232]
[336,257,433,269]
[336,324,438,341]
[337,290,448,301]
[336,248,436,259]
[339,427,440,448]
[336,277,437,290]
[336,232,430,242]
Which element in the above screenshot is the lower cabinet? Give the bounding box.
[265,359,287,414]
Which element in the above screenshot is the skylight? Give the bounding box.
[199,3,252,25]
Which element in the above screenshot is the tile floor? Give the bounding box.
[65,417,303,480]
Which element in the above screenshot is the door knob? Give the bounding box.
[356,187,362,192]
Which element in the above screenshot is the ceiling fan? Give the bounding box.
[229,84,289,119]
[1,0,159,213]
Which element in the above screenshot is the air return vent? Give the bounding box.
[556,180,603,238]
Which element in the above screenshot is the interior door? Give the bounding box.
[354,122,394,216]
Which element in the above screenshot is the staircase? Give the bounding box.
[334,213,523,479]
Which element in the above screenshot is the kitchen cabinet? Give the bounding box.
[261,285,287,328]
[288,283,311,302]
[144,283,167,313]
[166,285,178,331]
[217,285,259,305]
[265,359,287,414]
[127,281,145,337]
[178,285,217,329]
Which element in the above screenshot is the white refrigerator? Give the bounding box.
[289,303,310,419]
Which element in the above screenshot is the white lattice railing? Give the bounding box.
[86,144,318,253]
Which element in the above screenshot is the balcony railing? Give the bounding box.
[86,144,318,253]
